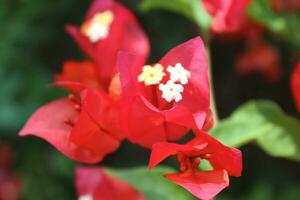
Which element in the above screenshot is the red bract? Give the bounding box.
[118,37,212,148]
[149,131,242,200]
[76,167,146,200]
[66,0,149,87]
[55,61,102,92]
[235,39,282,82]
[291,62,300,112]
[54,60,123,101]
[202,0,252,33]
[19,88,122,163]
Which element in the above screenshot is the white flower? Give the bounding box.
[85,23,109,43]
[167,63,191,85]
[138,64,166,85]
[81,11,114,43]
[159,80,184,102]
[78,194,93,200]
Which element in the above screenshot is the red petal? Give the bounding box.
[120,95,166,148]
[203,0,251,32]
[18,99,103,163]
[291,62,300,112]
[54,61,102,92]
[80,88,122,140]
[196,132,243,177]
[165,170,229,200]
[76,167,146,200]
[159,37,211,129]
[149,142,207,169]
[70,89,121,159]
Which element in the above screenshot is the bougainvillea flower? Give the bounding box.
[76,167,146,200]
[19,88,122,163]
[291,61,300,112]
[149,131,242,200]
[271,0,300,12]
[202,0,252,33]
[0,171,21,200]
[0,144,21,200]
[0,144,14,170]
[118,37,212,148]
[65,0,149,87]
[235,39,282,82]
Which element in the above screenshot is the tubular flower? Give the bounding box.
[235,39,281,82]
[19,88,122,163]
[202,0,252,33]
[291,62,300,112]
[118,37,212,148]
[65,0,149,87]
[149,131,242,200]
[76,167,146,200]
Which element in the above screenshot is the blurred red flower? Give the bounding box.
[235,38,282,82]
[0,144,21,200]
[202,0,252,33]
[291,61,300,112]
[118,37,213,148]
[19,88,122,163]
[149,131,242,200]
[271,0,300,12]
[66,0,149,87]
[76,167,146,200]
[0,172,21,200]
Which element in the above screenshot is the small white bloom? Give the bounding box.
[159,80,184,102]
[85,23,109,43]
[78,194,93,200]
[138,64,165,85]
[81,11,114,43]
[167,63,191,85]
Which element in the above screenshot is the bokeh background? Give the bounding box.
[0,0,299,199]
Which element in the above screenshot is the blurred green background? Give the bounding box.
[0,0,299,199]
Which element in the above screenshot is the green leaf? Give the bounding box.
[108,166,195,200]
[140,0,211,31]
[209,100,300,161]
[248,0,300,48]
[248,0,286,32]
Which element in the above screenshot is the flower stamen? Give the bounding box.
[159,80,184,102]
[167,63,191,85]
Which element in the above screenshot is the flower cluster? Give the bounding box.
[19,0,243,199]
